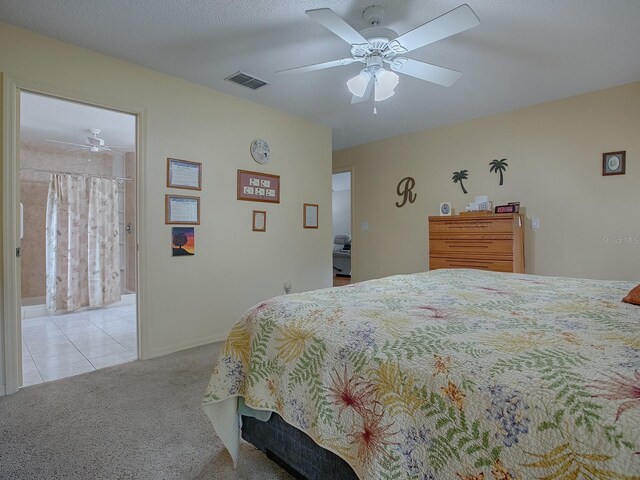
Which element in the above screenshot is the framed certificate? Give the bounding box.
[303,203,318,229]
[165,194,200,225]
[167,158,202,190]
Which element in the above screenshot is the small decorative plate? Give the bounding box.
[602,151,625,176]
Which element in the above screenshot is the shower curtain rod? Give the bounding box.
[20,168,134,182]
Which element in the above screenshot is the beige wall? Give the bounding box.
[334,82,640,283]
[18,180,46,299]
[0,21,332,390]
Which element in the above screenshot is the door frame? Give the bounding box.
[331,166,354,280]
[2,75,148,395]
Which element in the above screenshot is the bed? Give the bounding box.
[202,269,640,479]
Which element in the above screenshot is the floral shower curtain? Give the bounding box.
[45,174,121,313]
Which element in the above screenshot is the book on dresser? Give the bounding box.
[428,213,525,273]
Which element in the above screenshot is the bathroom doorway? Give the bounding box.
[332,170,352,286]
[19,91,138,386]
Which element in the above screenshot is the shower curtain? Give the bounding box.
[45,174,121,313]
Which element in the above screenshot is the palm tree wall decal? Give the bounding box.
[489,158,508,185]
[452,170,469,194]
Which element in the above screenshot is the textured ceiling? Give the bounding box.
[20,92,136,150]
[2,0,640,150]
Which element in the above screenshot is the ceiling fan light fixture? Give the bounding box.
[347,70,372,97]
[287,5,479,110]
[374,69,399,101]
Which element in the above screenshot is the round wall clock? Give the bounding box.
[251,138,271,164]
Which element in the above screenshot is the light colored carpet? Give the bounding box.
[0,343,293,480]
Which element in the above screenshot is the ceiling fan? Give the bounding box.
[45,128,129,155]
[278,4,479,109]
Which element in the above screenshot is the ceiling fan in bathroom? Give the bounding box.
[44,128,129,155]
[278,4,480,110]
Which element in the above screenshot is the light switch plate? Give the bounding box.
[531,217,540,229]
[361,222,369,231]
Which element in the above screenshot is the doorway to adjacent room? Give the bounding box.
[18,91,139,386]
[332,170,352,287]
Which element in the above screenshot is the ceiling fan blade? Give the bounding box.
[104,148,125,156]
[394,4,479,53]
[277,58,355,74]
[306,8,369,46]
[44,139,87,148]
[392,58,462,87]
[350,76,374,104]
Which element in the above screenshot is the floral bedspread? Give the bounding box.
[203,269,640,479]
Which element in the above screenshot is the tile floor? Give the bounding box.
[22,304,137,386]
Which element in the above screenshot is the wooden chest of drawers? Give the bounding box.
[428,214,525,273]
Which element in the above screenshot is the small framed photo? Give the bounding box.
[303,203,318,229]
[167,158,202,190]
[602,151,625,176]
[252,210,266,232]
[439,202,452,216]
[165,194,200,225]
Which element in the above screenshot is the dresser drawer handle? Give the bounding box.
[444,241,492,247]
[449,263,490,269]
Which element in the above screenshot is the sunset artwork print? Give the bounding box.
[171,227,195,256]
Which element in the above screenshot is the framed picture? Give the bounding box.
[171,227,195,256]
[303,203,318,229]
[167,158,202,190]
[165,194,200,225]
[252,210,266,232]
[237,170,280,203]
[602,151,625,176]
[439,202,452,216]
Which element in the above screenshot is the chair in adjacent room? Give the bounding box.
[332,234,351,277]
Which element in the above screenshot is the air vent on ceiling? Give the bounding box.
[225,71,268,90]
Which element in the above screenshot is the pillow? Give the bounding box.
[623,284,640,305]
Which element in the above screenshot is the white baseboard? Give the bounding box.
[113,294,136,306]
[145,334,227,360]
[22,303,48,319]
